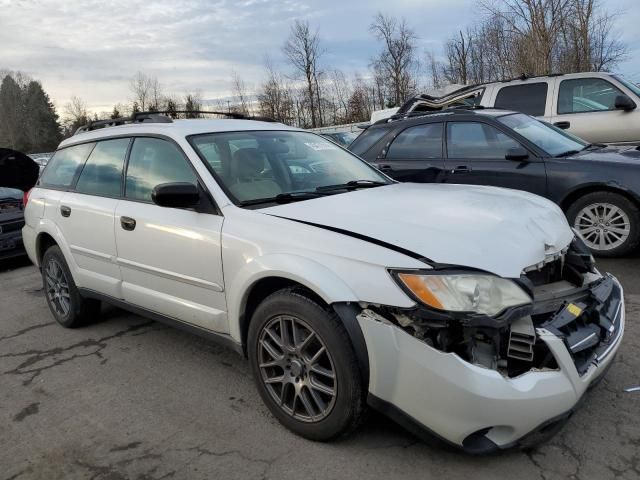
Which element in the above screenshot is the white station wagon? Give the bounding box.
[22,112,625,453]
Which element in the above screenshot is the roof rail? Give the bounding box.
[498,72,564,83]
[74,110,276,135]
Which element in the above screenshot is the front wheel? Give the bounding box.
[248,289,365,441]
[567,192,640,257]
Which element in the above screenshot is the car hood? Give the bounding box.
[566,145,640,164]
[0,148,40,191]
[260,183,574,278]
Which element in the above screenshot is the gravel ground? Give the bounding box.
[0,255,638,480]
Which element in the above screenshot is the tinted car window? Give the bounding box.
[447,122,520,159]
[348,128,388,156]
[125,138,197,202]
[558,78,625,114]
[387,123,443,159]
[39,143,95,188]
[495,83,548,116]
[75,138,129,197]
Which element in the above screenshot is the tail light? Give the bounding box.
[23,189,31,207]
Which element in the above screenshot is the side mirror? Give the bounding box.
[152,182,200,208]
[505,147,530,161]
[615,95,636,111]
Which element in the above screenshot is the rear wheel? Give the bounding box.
[248,289,365,441]
[567,192,640,257]
[42,245,100,328]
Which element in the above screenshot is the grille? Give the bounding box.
[0,220,25,234]
[539,276,623,375]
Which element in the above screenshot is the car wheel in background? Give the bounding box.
[42,245,100,328]
[567,191,640,257]
[248,288,365,441]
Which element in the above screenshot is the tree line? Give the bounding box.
[0,0,630,152]
[0,70,62,153]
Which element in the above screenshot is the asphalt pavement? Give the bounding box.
[1,254,639,480]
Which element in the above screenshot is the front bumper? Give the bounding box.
[358,274,624,452]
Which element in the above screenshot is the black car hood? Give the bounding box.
[566,145,640,164]
[0,149,40,191]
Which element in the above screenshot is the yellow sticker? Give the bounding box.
[567,303,583,317]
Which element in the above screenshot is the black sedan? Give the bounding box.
[350,108,640,257]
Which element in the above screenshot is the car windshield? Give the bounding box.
[498,113,587,157]
[189,130,389,206]
[613,75,640,98]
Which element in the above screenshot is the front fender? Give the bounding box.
[226,253,360,342]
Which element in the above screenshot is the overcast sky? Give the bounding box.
[1,0,639,114]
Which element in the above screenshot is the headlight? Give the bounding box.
[394,272,531,316]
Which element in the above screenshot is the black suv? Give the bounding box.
[350,108,640,257]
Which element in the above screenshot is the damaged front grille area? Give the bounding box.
[373,236,621,378]
[538,275,623,375]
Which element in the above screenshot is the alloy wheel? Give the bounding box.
[45,258,71,317]
[257,315,337,422]
[574,202,630,251]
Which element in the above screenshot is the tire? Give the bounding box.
[566,191,640,257]
[248,288,365,441]
[41,245,100,328]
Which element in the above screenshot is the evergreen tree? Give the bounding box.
[111,106,121,119]
[0,75,28,151]
[166,98,178,119]
[24,81,62,152]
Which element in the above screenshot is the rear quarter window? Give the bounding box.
[39,143,95,189]
[495,83,548,116]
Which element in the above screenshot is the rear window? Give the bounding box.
[348,128,388,156]
[495,83,548,116]
[39,143,95,188]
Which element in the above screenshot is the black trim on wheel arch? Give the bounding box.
[78,288,243,355]
[332,303,370,388]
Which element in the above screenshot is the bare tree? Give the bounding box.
[283,20,324,128]
[369,12,419,107]
[258,57,294,124]
[63,96,89,131]
[232,71,250,114]
[129,71,154,111]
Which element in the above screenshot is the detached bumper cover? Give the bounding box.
[358,274,624,452]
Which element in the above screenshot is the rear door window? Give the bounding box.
[495,83,548,116]
[39,143,95,188]
[386,123,443,159]
[447,122,521,159]
[75,138,130,197]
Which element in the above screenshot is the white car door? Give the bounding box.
[41,139,129,298]
[551,76,638,144]
[114,136,227,332]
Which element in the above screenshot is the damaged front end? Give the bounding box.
[372,236,623,379]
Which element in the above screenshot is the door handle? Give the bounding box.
[378,164,392,171]
[554,121,570,130]
[60,205,71,217]
[450,166,471,174]
[120,216,136,231]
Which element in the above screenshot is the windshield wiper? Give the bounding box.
[555,150,581,158]
[238,191,329,206]
[316,179,388,193]
[581,143,606,151]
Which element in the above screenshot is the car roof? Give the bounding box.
[59,119,302,149]
[368,107,517,130]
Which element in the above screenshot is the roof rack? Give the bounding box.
[74,110,276,135]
